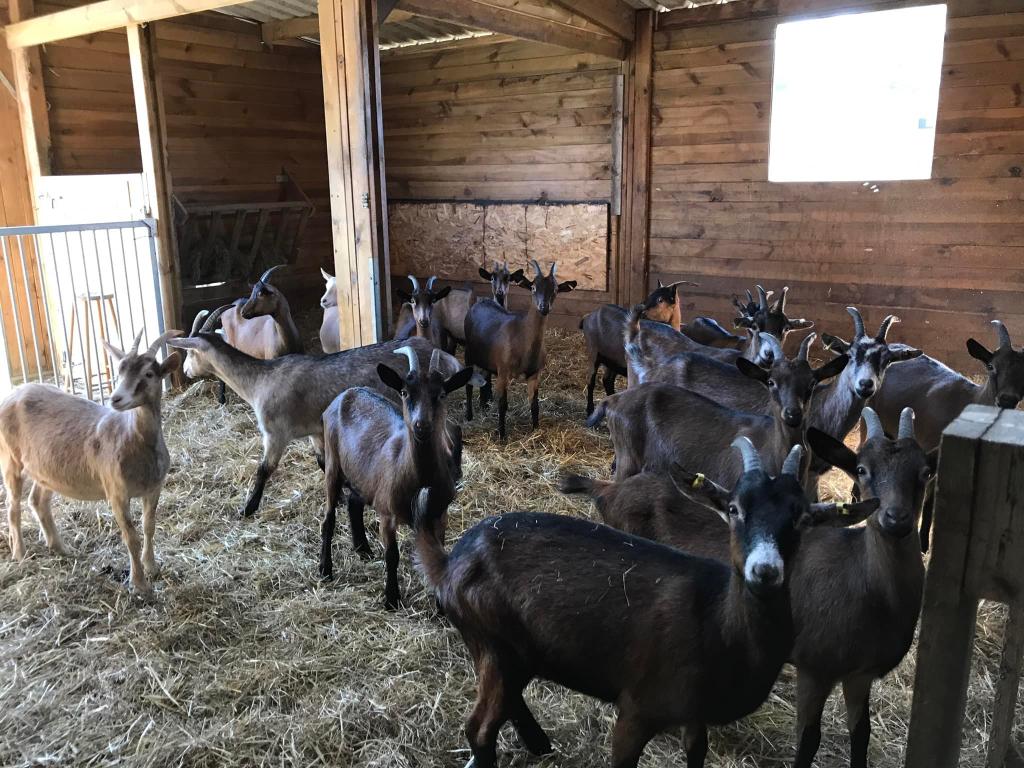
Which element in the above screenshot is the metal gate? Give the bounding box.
[0,219,165,404]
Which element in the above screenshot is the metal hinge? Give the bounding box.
[361,192,370,209]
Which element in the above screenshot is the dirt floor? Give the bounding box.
[0,324,1019,767]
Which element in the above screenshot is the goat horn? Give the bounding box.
[732,436,763,474]
[128,329,145,355]
[773,286,789,314]
[394,345,419,375]
[898,407,916,441]
[190,310,209,337]
[408,275,421,293]
[550,261,557,277]
[992,319,1012,349]
[258,264,285,285]
[530,259,543,279]
[201,304,233,333]
[876,315,900,341]
[147,329,184,356]
[757,285,768,312]
[847,307,865,339]
[502,260,508,272]
[798,332,817,361]
[781,444,803,477]
[429,347,443,374]
[860,407,884,441]
[426,276,438,292]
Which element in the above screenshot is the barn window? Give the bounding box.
[767,4,947,183]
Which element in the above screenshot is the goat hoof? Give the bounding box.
[11,543,26,561]
[144,561,161,579]
[238,507,258,520]
[384,594,401,610]
[353,544,372,560]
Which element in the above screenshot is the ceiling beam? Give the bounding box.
[548,0,635,41]
[262,14,319,42]
[396,0,625,59]
[2,0,250,49]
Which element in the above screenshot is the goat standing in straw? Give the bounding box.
[0,329,182,596]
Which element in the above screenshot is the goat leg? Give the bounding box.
[217,379,227,405]
[793,670,833,768]
[843,674,873,768]
[586,362,599,416]
[348,494,371,557]
[684,724,709,768]
[602,366,617,396]
[29,483,65,555]
[465,379,475,422]
[609,708,658,768]
[509,693,552,756]
[465,653,508,768]
[319,502,336,580]
[496,376,510,442]
[481,373,493,410]
[241,434,286,518]
[527,374,540,430]
[3,462,25,561]
[381,513,401,609]
[109,494,150,596]
[141,491,160,578]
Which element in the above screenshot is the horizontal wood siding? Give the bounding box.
[40,6,332,271]
[650,0,1024,367]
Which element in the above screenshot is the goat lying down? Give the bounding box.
[414,439,877,768]
[168,314,482,518]
[0,330,182,595]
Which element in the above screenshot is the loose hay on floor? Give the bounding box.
[0,327,1020,767]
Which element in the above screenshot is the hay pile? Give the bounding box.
[0,326,1019,767]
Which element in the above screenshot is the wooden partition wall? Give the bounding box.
[648,0,1024,367]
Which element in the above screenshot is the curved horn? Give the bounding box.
[258,264,285,284]
[732,436,763,475]
[876,314,900,341]
[861,407,885,441]
[147,329,184,356]
[847,307,866,339]
[781,444,803,477]
[129,329,144,355]
[992,319,1012,349]
[798,332,817,361]
[408,275,421,293]
[190,310,209,337]
[773,285,789,314]
[200,304,233,333]
[757,285,769,312]
[426,276,438,292]
[550,261,557,278]
[394,345,419,375]
[898,407,916,441]
[530,259,543,279]
[429,347,443,374]
[502,259,508,273]
[746,289,754,307]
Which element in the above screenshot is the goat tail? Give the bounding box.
[586,397,612,429]
[412,487,449,590]
[559,473,609,498]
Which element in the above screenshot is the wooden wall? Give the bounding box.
[38,4,333,272]
[649,0,1024,367]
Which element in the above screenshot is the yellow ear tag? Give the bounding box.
[837,502,850,515]
[692,473,706,489]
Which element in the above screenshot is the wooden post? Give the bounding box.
[619,8,653,305]
[319,0,389,348]
[8,0,49,209]
[126,22,183,339]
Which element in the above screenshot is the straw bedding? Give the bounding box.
[0,324,1019,767]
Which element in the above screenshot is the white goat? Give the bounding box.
[320,268,341,354]
[0,329,181,595]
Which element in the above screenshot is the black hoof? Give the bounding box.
[354,543,372,560]
[319,568,334,582]
[384,594,401,610]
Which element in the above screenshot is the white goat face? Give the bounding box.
[165,337,216,382]
[320,269,337,309]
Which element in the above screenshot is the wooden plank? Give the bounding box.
[621,9,653,304]
[549,0,635,41]
[262,14,319,43]
[4,0,253,49]
[610,72,623,215]
[397,0,626,59]
[126,22,183,339]
[987,600,1024,768]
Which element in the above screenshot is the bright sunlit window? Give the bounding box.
[768,4,947,183]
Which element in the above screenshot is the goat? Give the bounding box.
[478,261,523,309]
[592,333,849,484]
[464,260,576,440]
[396,276,452,349]
[394,276,478,353]
[0,330,182,595]
[319,268,340,354]
[414,439,878,768]
[322,346,473,608]
[643,279,744,350]
[735,284,814,342]
[167,311,481,518]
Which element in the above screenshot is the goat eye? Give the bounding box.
[401,390,408,399]
[768,379,777,388]
[987,363,996,373]
[856,466,868,476]
[727,503,739,516]
[145,371,154,378]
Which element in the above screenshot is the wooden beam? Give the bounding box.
[3,0,251,49]
[263,14,319,43]
[396,0,625,59]
[126,22,183,341]
[549,0,634,41]
[319,0,389,347]
[619,8,653,304]
[9,0,49,177]
[379,0,401,23]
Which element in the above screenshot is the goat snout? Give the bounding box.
[997,394,1021,409]
[881,509,914,537]
[856,378,876,398]
[110,393,129,410]
[781,407,803,427]
[413,420,433,440]
[744,540,784,594]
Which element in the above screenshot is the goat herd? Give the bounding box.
[2,259,1023,768]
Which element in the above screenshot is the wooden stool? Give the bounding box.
[63,292,119,399]
[905,405,1024,768]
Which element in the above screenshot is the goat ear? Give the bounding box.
[821,333,851,354]
[509,269,524,282]
[806,427,858,478]
[321,268,332,282]
[377,363,406,392]
[443,366,476,394]
[432,285,452,302]
[814,353,850,382]
[966,338,993,364]
[667,464,731,520]
[478,267,492,280]
[159,352,182,377]
[103,340,127,363]
[557,280,578,294]
[786,318,814,331]
[396,289,412,304]
[733,316,755,329]
[736,357,769,384]
[889,346,923,363]
[799,498,880,530]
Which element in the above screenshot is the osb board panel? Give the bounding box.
[388,202,607,291]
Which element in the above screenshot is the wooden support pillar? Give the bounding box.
[9,0,50,212]
[618,8,653,305]
[319,0,390,348]
[126,22,183,338]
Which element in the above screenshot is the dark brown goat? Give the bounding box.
[735,284,814,342]
[464,260,576,439]
[321,346,473,607]
[478,260,524,309]
[395,276,452,349]
[414,439,878,768]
